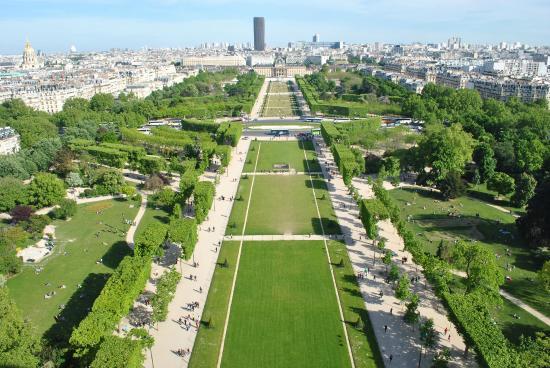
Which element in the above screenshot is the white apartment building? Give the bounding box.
[436,71,469,89]
[469,77,550,104]
[0,127,20,155]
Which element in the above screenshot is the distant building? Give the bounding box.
[180,55,246,67]
[253,54,308,77]
[289,41,343,49]
[253,17,266,51]
[21,40,40,69]
[0,127,20,155]
[313,33,320,43]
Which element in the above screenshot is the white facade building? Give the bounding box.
[0,127,20,155]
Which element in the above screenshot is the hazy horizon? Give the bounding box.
[2,0,549,54]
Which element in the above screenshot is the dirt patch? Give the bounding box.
[85,202,114,213]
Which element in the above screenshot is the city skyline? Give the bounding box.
[1,0,550,54]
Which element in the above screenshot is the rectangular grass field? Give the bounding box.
[226,174,340,235]
[243,140,321,173]
[220,241,352,368]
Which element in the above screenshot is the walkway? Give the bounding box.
[125,193,148,248]
[314,136,476,368]
[250,78,269,119]
[241,171,323,176]
[144,138,251,368]
[222,234,345,241]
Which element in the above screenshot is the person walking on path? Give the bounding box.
[390,308,393,315]
[389,354,393,365]
[384,325,388,333]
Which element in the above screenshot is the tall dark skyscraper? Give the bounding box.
[253,17,265,51]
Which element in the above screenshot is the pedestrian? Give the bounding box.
[444,327,448,335]
[215,247,218,253]
[448,334,451,342]
[390,308,393,315]
[384,325,388,333]
[389,354,393,363]
[199,286,203,293]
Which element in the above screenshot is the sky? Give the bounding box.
[1,0,549,54]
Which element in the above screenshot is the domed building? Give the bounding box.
[21,40,40,69]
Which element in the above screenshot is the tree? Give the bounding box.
[90,93,115,112]
[0,287,41,367]
[432,348,451,368]
[52,199,77,220]
[487,172,515,199]
[152,188,175,208]
[9,205,34,223]
[388,264,400,283]
[417,123,474,182]
[538,261,550,293]
[403,293,420,325]
[0,177,27,212]
[436,240,454,262]
[382,251,392,272]
[120,185,137,199]
[511,173,536,208]
[516,332,550,368]
[134,224,167,257]
[515,138,545,173]
[93,169,125,195]
[395,274,411,303]
[171,203,182,219]
[27,173,66,207]
[438,170,466,200]
[143,175,164,191]
[65,172,83,188]
[383,156,401,185]
[472,143,496,182]
[419,318,438,367]
[453,241,503,301]
[517,178,550,249]
[0,228,26,275]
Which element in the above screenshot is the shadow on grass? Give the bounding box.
[467,189,511,207]
[501,320,549,345]
[101,241,132,269]
[311,217,341,235]
[400,186,442,200]
[43,273,109,347]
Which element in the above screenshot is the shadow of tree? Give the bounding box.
[101,241,132,269]
[43,273,108,347]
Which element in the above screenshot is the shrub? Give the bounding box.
[52,199,77,220]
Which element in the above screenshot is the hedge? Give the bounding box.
[69,139,94,151]
[90,336,145,368]
[137,155,166,175]
[369,181,517,367]
[100,143,146,163]
[168,218,198,259]
[216,123,242,147]
[134,223,168,257]
[320,122,342,146]
[193,181,215,224]
[215,145,232,167]
[331,144,361,185]
[84,146,128,168]
[121,128,193,154]
[180,119,219,133]
[359,199,389,239]
[69,255,152,358]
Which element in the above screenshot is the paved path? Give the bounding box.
[222,234,345,241]
[144,139,251,368]
[450,270,550,327]
[125,193,148,248]
[250,78,269,119]
[241,171,323,176]
[314,136,476,368]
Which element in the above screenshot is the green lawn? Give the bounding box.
[243,140,321,173]
[327,240,383,367]
[220,241,352,368]
[6,199,139,343]
[135,203,171,238]
[388,187,549,320]
[226,174,340,235]
[189,241,240,368]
